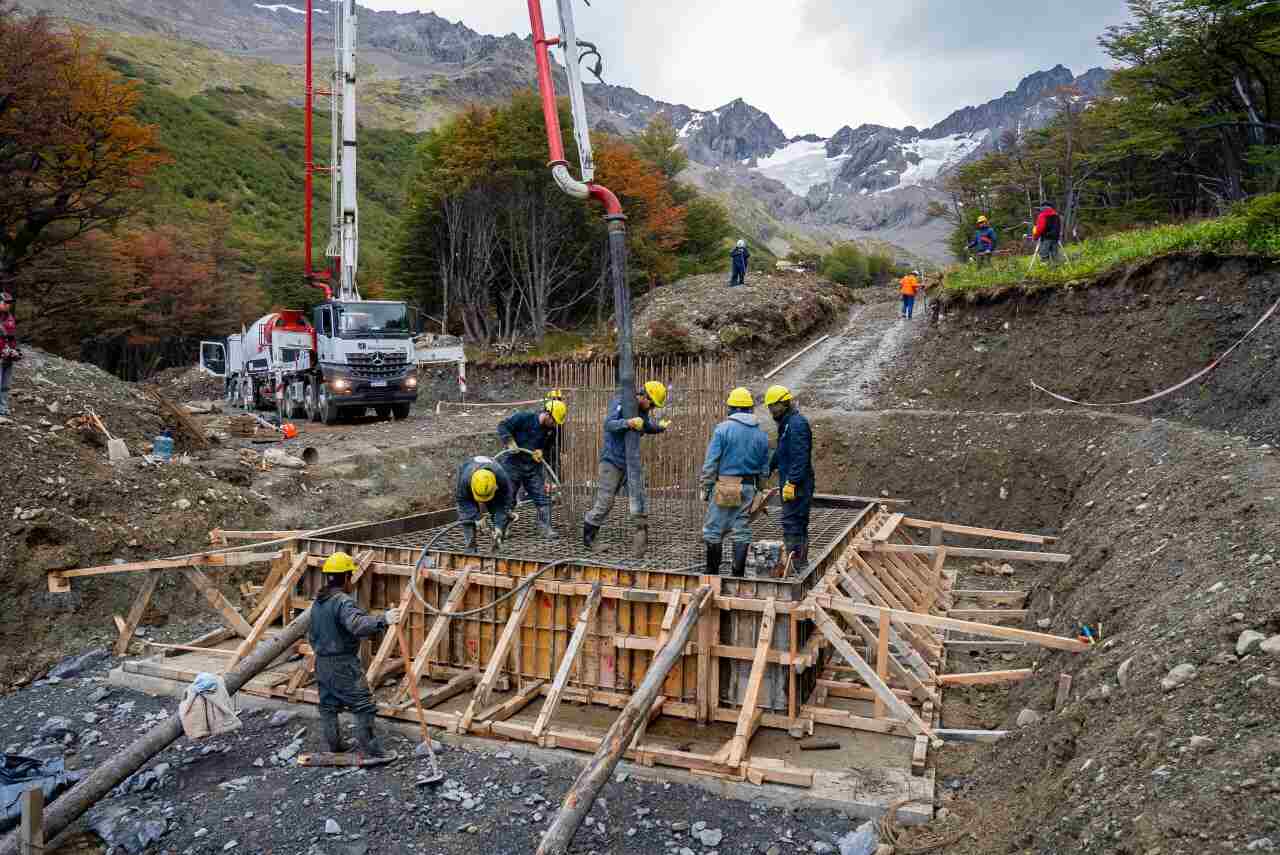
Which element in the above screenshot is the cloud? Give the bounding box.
[362,0,1128,136]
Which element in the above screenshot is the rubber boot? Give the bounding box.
[783,535,804,575]
[705,542,723,576]
[461,523,477,552]
[320,711,348,753]
[355,711,386,758]
[537,505,556,539]
[583,522,600,551]
[731,542,749,578]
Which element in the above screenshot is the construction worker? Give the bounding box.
[310,551,402,757]
[967,216,998,266]
[700,387,770,577]
[899,270,922,320]
[456,456,516,551]
[729,239,750,288]
[1030,202,1062,263]
[498,400,566,538]
[0,292,17,417]
[765,385,814,571]
[583,380,670,552]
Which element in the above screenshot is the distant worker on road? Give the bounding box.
[1031,202,1063,264]
[0,292,18,418]
[968,216,998,266]
[899,270,922,320]
[700,387,770,577]
[498,400,566,538]
[729,239,751,288]
[456,455,516,552]
[310,551,401,758]
[765,385,814,571]
[583,381,670,553]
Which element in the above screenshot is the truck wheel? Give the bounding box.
[392,403,411,420]
[375,405,392,421]
[288,386,307,420]
[318,384,340,426]
[305,382,319,423]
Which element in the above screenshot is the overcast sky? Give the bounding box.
[361,1,1132,136]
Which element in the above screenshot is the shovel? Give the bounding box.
[395,618,444,785]
[88,408,130,462]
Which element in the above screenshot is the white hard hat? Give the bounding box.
[736,239,746,248]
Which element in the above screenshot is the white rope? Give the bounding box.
[1030,295,1280,407]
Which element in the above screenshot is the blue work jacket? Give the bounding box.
[771,408,814,488]
[701,412,769,486]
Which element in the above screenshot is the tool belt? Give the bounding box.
[713,475,758,508]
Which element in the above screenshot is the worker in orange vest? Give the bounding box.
[899,270,922,320]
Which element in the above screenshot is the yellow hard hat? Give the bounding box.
[977,215,989,225]
[764,385,792,406]
[322,551,357,574]
[544,399,567,425]
[545,389,565,401]
[471,468,498,503]
[643,380,667,408]
[726,387,754,408]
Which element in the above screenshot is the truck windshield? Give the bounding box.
[334,302,410,338]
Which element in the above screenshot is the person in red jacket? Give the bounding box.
[0,292,17,417]
[1031,203,1063,264]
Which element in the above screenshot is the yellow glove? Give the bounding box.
[627,417,644,431]
[532,449,544,464]
[658,419,672,430]
[782,482,796,502]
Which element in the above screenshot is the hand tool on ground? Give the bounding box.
[395,615,444,785]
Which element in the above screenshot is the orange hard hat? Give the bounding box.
[282,423,299,440]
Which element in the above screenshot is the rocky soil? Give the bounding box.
[633,271,858,364]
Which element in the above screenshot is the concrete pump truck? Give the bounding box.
[200,0,421,425]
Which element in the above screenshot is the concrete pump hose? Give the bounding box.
[0,612,313,855]
[495,446,563,489]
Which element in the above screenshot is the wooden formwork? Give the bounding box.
[57,493,1089,820]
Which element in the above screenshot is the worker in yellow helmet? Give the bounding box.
[765,384,814,572]
[700,387,770,577]
[311,551,402,757]
[583,380,671,554]
[498,399,567,538]
[455,456,516,552]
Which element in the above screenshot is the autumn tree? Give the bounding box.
[0,7,167,293]
[633,115,689,179]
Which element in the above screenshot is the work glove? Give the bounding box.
[782,482,796,502]
[385,607,403,626]
[532,449,544,464]
[627,417,645,431]
[658,419,672,431]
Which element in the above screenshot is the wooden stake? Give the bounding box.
[228,552,308,668]
[181,568,254,638]
[114,573,160,656]
[19,788,43,855]
[536,586,711,855]
[532,583,602,740]
[458,584,535,732]
[874,609,890,719]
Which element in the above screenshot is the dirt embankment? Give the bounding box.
[884,254,1280,442]
[633,270,858,363]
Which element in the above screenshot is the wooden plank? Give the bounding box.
[934,728,1009,743]
[19,786,44,855]
[729,599,776,766]
[810,603,936,742]
[57,550,284,580]
[938,669,1032,686]
[114,572,160,656]
[401,670,478,710]
[946,609,1029,624]
[1055,673,1073,710]
[228,552,309,667]
[531,583,603,740]
[211,530,306,544]
[474,679,546,725]
[152,389,211,449]
[866,543,1071,564]
[951,590,1028,605]
[458,584,535,732]
[944,640,1029,653]
[793,631,826,675]
[814,595,1091,652]
[397,570,472,701]
[181,568,254,638]
[874,609,890,719]
[901,518,1058,544]
[798,705,914,738]
[870,512,905,543]
[817,679,915,703]
[366,583,416,686]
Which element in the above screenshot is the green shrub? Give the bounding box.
[822,242,871,287]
